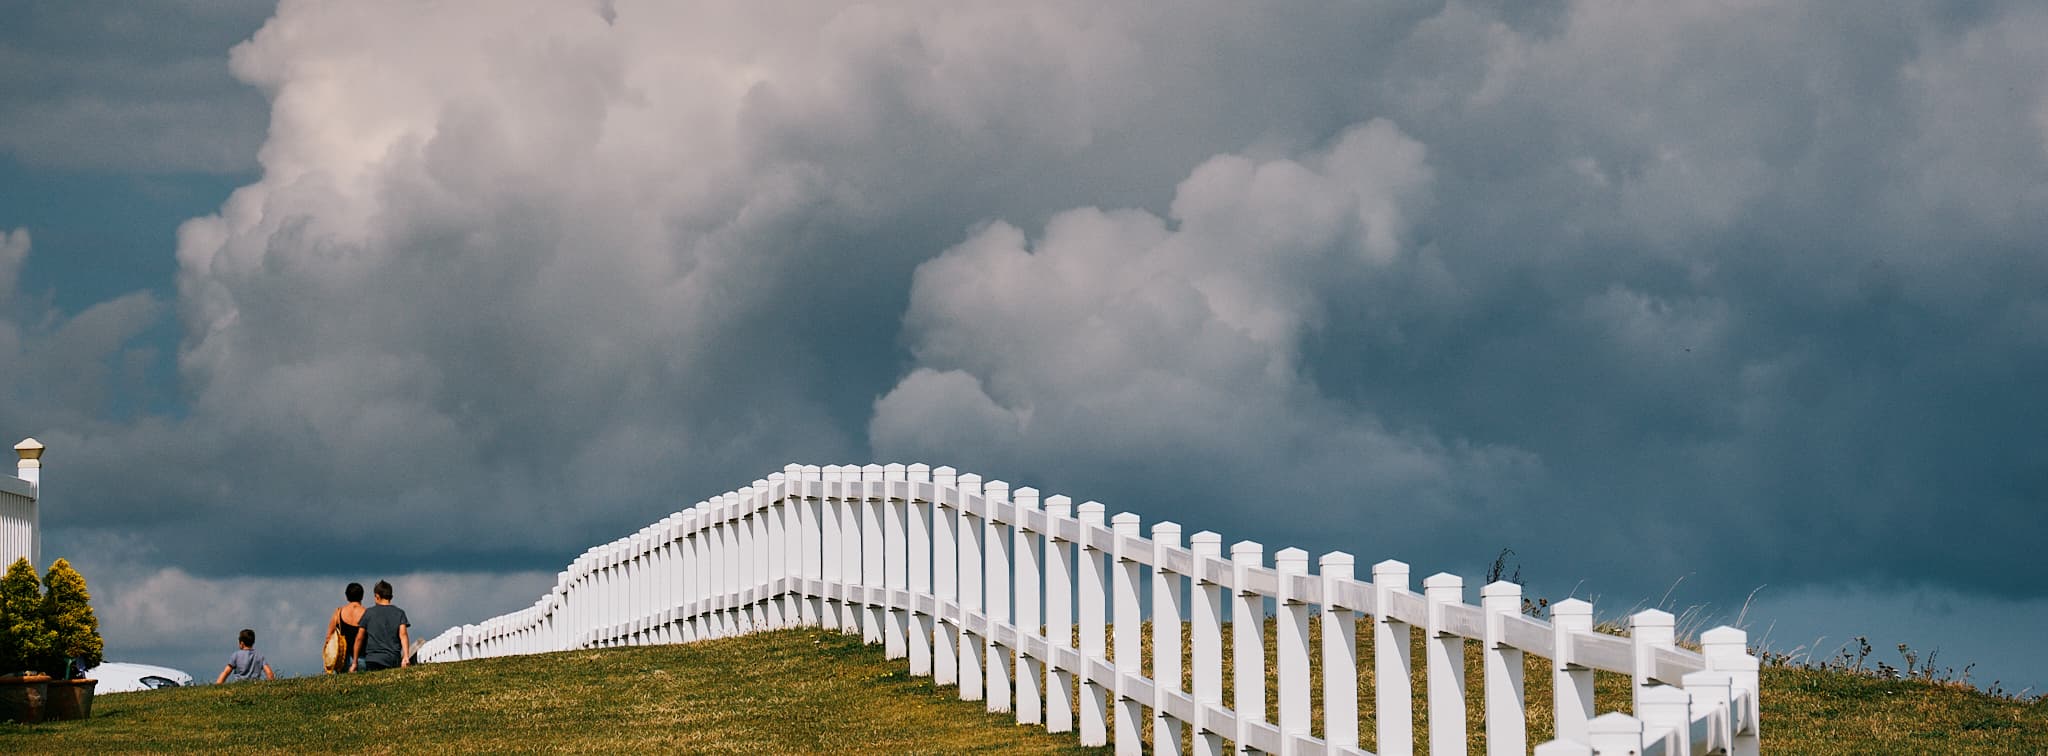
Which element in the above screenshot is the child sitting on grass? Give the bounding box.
[216,628,275,683]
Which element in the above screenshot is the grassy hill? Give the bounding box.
[2,626,2042,753]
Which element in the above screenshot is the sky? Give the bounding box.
[1,0,2045,694]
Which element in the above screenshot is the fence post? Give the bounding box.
[1424,572,1467,756]
[561,560,578,650]
[909,464,935,677]
[1551,598,1596,744]
[1638,682,1691,754]
[863,464,887,645]
[1483,581,1528,756]
[822,467,846,635]
[1045,494,1077,734]
[783,464,806,626]
[716,501,732,638]
[595,543,613,646]
[885,463,909,659]
[986,480,1014,715]
[663,516,680,644]
[840,468,864,635]
[695,513,712,643]
[1231,540,1266,754]
[1077,501,1110,747]
[757,479,778,635]
[614,538,629,645]
[1702,625,1761,756]
[586,546,603,648]
[1630,609,1675,714]
[1684,670,1735,754]
[1191,531,1225,756]
[13,439,40,569]
[822,466,846,633]
[726,492,747,636]
[958,472,986,702]
[698,506,716,640]
[802,466,824,628]
[637,528,655,644]
[644,518,659,644]
[1015,486,1044,726]
[1321,551,1358,752]
[738,494,758,634]
[734,496,751,635]
[621,535,639,646]
[617,540,633,646]
[1111,511,1144,756]
[755,481,775,630]
[1154,522,1187,756]
[556,570,572,651]
[933,466,960,687]
[710,501,729,638]
[1587,710,1644,755]
[1373,559,1414,756]
[672,524,691,643]
[1276,547,1311,755]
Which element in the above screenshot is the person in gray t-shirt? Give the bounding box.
[352,579,412,671]
[216,628,275,683]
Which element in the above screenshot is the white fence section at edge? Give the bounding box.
[2,438,44,570]
[419,463,1762,756]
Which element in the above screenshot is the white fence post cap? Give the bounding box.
[1482,580,1522,600]
[1588,711,1643,735]
[1231,540,1263,562]
[1275,547,1309,573]
[1632,608,1676,639]
[14,438,42,460]
[1701,625,1747,646]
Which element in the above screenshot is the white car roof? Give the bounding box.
[87,662,195,693]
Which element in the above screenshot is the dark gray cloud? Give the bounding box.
[5,0,2046,689]
[0,0,272,173]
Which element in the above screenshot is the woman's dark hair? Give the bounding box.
[374,580,393,600]
[239,628,256,647]
[346,582,364,602]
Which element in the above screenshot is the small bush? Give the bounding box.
[42,558,103,678]
[0,558,56,676]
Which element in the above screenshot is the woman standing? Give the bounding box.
[324,583,368,673]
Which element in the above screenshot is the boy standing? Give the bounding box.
[216,628,275,683]
[351,580,411,672]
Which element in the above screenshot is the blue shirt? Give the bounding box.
[224,648,267,681]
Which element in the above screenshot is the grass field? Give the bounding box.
[2,625,2042,753]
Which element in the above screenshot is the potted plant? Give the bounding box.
[0,558,54,723]
[41,558,102,720]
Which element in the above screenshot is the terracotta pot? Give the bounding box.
[0,674,52,724]
[46,678,96,721]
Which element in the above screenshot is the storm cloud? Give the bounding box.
[7,0,2046,684]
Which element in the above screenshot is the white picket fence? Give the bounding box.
[420,463,1760,755]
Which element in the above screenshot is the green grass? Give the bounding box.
[0,629,1101,754]
[4,623,2042,753]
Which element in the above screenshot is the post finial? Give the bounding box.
[15,437,42,462]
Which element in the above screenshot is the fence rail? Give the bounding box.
[421,463,1760,756]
